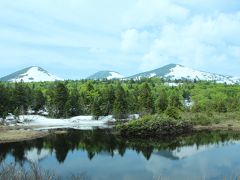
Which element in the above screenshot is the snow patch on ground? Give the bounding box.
[17,115,116,130]
[164,82,182,87]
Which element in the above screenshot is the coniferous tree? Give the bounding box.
[0,84,9,118]
[91,96,102,119]
[32,90,45,112]
[169,91,182,109]
[113,84,128,119]
[52,83,69,118]
[101,85,115,115]
[13,82,29,114]
[65,88,82,117]
[138,82,154,115]
[156,89,168,112]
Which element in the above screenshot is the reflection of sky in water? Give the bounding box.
[3,140,240,179]
[145,141,240,179]
[39,150,152,180]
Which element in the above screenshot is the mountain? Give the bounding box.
[127,64,240,84]
[87,71,124,80]
[0,66,63,82]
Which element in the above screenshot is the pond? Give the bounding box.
[1,129,240,179]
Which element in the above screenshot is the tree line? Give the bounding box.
[0,78,240,119]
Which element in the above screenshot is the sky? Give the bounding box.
[0,0,240,79]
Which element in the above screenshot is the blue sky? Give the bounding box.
[0,0,240,79]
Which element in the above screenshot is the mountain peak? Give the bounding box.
[127,63,240,84]
[0,66,63,82]
[87,70,124,80]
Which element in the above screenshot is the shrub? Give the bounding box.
[191,114,211,125]
[165,106,181,119]
[117,114,192,138]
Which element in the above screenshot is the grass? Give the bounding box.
[181,111,240,131]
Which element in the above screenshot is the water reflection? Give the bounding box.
[0,130,240,164]
[1,130,240,179]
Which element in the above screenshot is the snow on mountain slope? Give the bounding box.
[0,66,63,82]
[87,70,124,80]
[127,64,240,84]
[107,71,124,80]
[166,65,234,84]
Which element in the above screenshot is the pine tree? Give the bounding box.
[0,84,9,118]
[91,96,102,119]
[13,82,29,114]
[65,88,82,117]
[138,82,154,115]
[101,85,115,115]
[113,84,128,119]
[32,90,45,112]
[156,89,168,112]
[52,83,69,118]
[169,91,182,108]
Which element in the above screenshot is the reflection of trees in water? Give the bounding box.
[0,139,44,164]
[0,130,240,164]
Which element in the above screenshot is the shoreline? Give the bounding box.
[0,126,49,144]
[2,121,240,144]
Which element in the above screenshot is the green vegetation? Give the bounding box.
[0,78,240,124]
[116,114,192,138]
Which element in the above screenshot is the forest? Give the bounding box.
[0,78,240,121]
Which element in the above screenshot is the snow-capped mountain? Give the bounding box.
[87,71,124,80]
[127,64,240,84]
[0,66,63,82]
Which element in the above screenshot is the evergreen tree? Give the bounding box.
[101,85,115,115]
[65,88,82,117]
[156,89,168,112]
[113,84,128,119]
[32,90,45,112]
[91,96,102,119]
[0,85,9,118]
[52,83,69,118]
[13,82,29,114]
[138,82,154,115]
[169,91,182,108]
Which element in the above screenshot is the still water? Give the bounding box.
[1,129,240,180]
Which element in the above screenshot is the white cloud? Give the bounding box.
[122,0,190,28]
[0,0,240,78]
[139,11,240,73]
[121,29,154,53]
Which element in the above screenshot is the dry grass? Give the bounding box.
[181,111,240,131]
[0,129,48,143]
[0,162,90,180]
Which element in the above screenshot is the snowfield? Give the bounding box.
[17,115,116,130]
[127,64,240,85]
[166,65,237,84]
[10,66,63,82]
[107,72,124,80]
[13,114,139,130]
